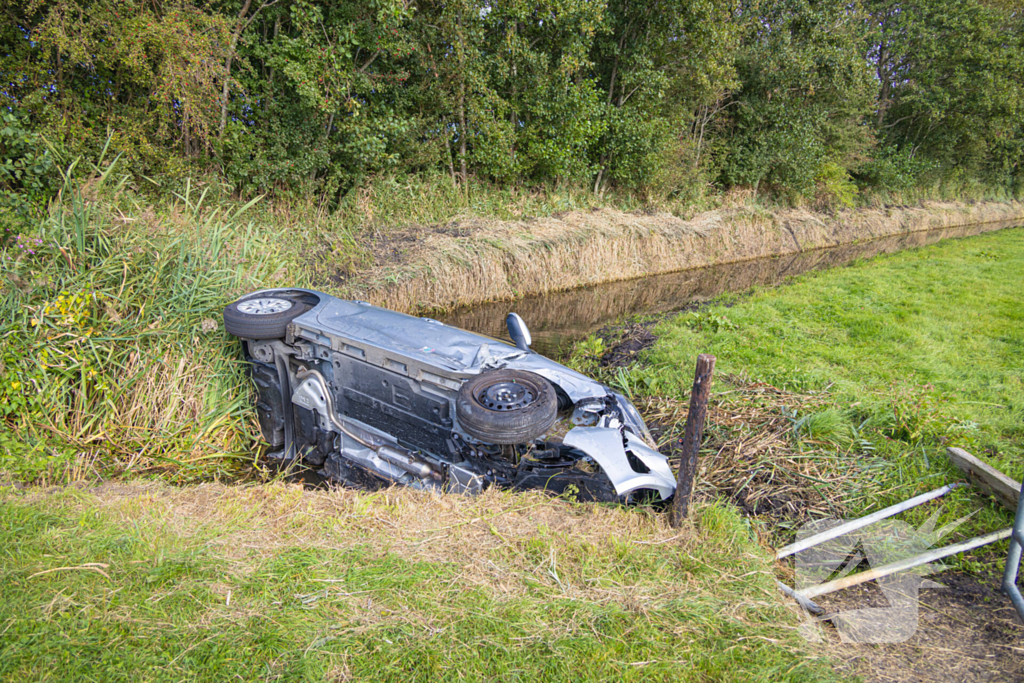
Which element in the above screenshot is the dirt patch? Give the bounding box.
[598,320,660,368]
[589,301,713,369]
[370,228,427,267]
[311,220,476,287]
[815,571,1024,682]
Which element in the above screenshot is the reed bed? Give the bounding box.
[0,164,299,482]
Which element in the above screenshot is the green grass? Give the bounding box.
[0,485,837,682]
[590,227,1023,552]
[0,162,307,483]
[646,229,1023,473]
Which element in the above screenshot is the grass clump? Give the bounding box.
[0,162,303,483]
[0,483,838,682]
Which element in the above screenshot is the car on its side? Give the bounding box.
[224,288,676,502]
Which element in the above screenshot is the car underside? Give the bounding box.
[225,289,677,503]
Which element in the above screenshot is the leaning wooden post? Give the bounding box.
[670,353,716,528]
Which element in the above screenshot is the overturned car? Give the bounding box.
[224,289,676,503]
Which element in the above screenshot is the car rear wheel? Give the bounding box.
[223,295,306,339]
[456,370,557,444]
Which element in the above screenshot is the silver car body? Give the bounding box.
[240,288,677,501]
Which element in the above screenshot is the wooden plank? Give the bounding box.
[947,447,1021,512]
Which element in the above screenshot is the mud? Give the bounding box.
[597,320,661,368]
[819,570,1024,683]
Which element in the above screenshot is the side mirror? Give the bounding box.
[506,312,532,352]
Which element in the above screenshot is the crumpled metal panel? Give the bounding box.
[563,428,676,500]
[273,287,614,403]
[315,298,490,369]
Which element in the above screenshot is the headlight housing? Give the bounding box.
[612,391,655,446]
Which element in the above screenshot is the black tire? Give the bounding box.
[456,370,557,444]
[223,295,305,339]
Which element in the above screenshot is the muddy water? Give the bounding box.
[439,220,1019,357]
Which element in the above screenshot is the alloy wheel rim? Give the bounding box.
[237,298,293,315]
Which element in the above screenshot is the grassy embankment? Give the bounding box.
[0,170,662,484]
[343,199,1023,315]
[1,168,298,483]
[0,483,837,681]
[5,166,1018,485]
[570,227,1023,551]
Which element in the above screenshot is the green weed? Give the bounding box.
[0,161,304,483]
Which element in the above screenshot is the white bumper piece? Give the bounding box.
[563,428,676,500]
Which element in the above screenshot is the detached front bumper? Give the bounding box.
[563,427,676,500]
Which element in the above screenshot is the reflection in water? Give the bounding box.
[439,221,1018,357]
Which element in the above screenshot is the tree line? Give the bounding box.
[2,0,1022,205]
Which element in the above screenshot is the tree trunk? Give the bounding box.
[443,122,458,189]
[876,44,889,129]
[458,86,468,186]
[607,59,618,106]
[219,0,254,138]
[183,111,191,157]
[267,14,281,90]
[456,12,468,187]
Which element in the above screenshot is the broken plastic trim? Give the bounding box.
[562,427,675,500]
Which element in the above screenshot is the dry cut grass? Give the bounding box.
[343,201,1024,313]
[0,481,845,682]
[32,481,712,601]
[639,378,883,530]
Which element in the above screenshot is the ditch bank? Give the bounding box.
[338,200,1024,315]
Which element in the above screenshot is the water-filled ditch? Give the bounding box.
[439,220,1018,357]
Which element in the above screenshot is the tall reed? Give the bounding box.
[1,160,297,482]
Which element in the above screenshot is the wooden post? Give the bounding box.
[670,353,716,527]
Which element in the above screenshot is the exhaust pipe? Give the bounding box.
[293,368,443,482]
[377,446,443,481]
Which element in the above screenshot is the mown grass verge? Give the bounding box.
[0,483,836,682]
[569,227,1023,554]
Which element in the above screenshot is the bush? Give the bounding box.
[855,146,935,192]
[815,162,859,209]
[0,110,54,243]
